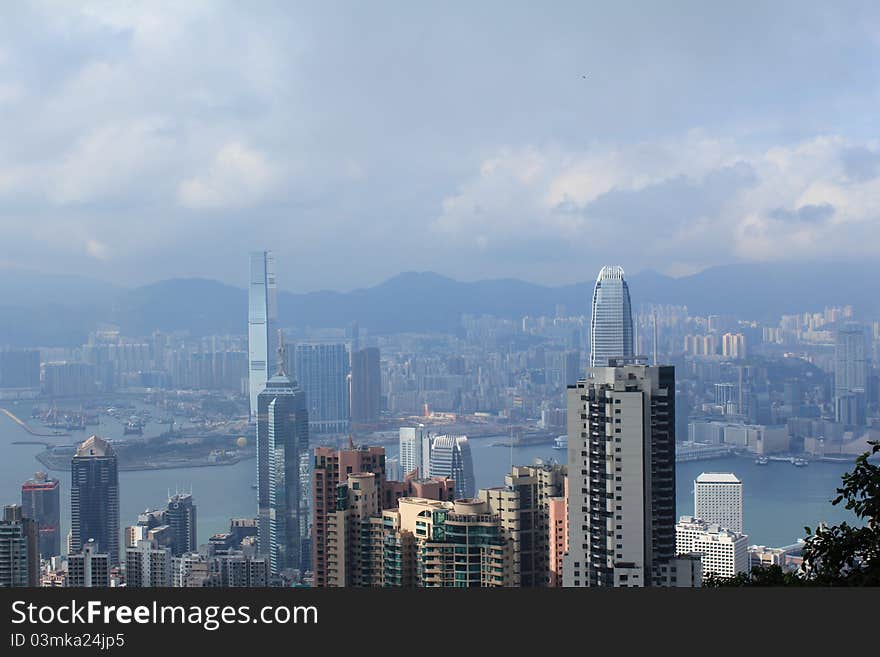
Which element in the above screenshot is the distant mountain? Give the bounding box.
[1,261,879,346]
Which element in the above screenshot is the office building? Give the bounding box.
[0,348,40,399]
[256,346,309,575]
[165,493,197,557]
[351,347,381,423]
[563,350,581,388]
[428,435,475,499]
[294,343,350,434]
[21,471,61,558]
[399,425,432,477]
[248,250,278,417]
[67,539,110,587]
[480,463,566,586]
[70,435,119,565]
[694,473,743,534]
[834,324,867,425]
[125,539,172,587]
[589,266,634,367]
[564,364,698,587]
[0,505,39,587]
[676,516,749,580]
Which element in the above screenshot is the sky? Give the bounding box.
[1,1,879,291]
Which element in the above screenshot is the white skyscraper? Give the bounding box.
[428,435,475,499]
[564,364,701,587]
[399,425,432,478]
[589,266,634,367]
[248,251,278,417]
[676,516,749,580]
[694,472,743,534]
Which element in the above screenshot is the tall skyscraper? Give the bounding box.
[257,339,309,575]
[563,350,581,388]
[589,266,634,367]
[428,435,475,499]
[0,504,39,587]
[21,471,61,558]
[565,364,699,587]
[294,343,350,434]
[694,473,743,534]
[350,347,381,424]
[70,435,119,565]
[165,493,197,557]
[399,425,431,477]
[248,250,278,418]
[834,323,867,426]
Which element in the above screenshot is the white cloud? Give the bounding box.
[178,141,279,210]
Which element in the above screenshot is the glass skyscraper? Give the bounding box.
[428,435,475,499]
[294,343,350,434]
[589,265,634,367]
[256,356,310,575]
[248,250,278,418]
[70,435,120,565]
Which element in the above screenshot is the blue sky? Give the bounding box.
[1,1,879,290]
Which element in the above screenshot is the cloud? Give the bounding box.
[431,135,880,274]
[178,141,279,210]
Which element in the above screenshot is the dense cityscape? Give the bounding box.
[1,252,877,588]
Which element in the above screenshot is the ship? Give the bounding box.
[553,435,568,450]
[123,418,145,435]
[755,456,769,465]
[792,457,809,467]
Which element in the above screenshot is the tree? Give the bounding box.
[706,441,880,587]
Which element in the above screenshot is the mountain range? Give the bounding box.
[0,261,876,347]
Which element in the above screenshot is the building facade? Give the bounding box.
[70,436,120,565]
[21,471,61,558]
[694,472,743,534]
[589,266,634,367]
[676,516,749,580]
[0,505,39,587]
[248,250,278,417]
[294,343,350,434]
[428,435,475,499]
[350,347,381,424]
[67,539,110,587]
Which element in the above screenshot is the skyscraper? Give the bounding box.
[399,425,431,477]
[694,472,743,534]
[0,504,39,587]
[70,435,119,565]
[294,343,350,434]
[589,266,634,367]
[428,435,475,499]
[165,492,197,557]
[248,250,278,418]
[564,364,699,587]
[257,340,309,575]
[834,323,867,426]
[21,471,61,558]
[351,347,381,424]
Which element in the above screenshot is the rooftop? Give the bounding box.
[695,472,741,484]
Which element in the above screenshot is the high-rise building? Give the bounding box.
[563,350,581,388]
[70,435,119,565]
[125,539,172,587]
[428,435,475,499]
[294,343,350,434]
[67,539,110,587]
[676,516,749,580]
[694,473,743,534]
[21,471,61,558]
[480,463,566,587]
[248,250,278,418]
[0,348,41,398]
[325,472,384,587]
[565,364,699,587]
[722,333,747,359]
[548,477,568,587]
[589,266,634,367]
[399,425,431,477]
[0,504,39,587]
[834,324,867,425]
[165,493,197,557]
[312,444,387,587]
[256,346,309,575]
[350,347,381,424]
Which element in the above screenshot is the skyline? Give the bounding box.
[1,2,880,290]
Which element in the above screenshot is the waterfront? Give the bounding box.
[0,403,863,550]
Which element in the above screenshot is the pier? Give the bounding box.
[0,407,70,437]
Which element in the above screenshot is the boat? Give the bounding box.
[755,456,769,465]
[792,458,809,467]
[553,435,568,450]
[123,418,145,435]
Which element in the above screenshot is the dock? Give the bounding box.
[0,407,71,437]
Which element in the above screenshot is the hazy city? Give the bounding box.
[1,2,879,597]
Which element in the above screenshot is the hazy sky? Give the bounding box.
[1,1,879,291]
